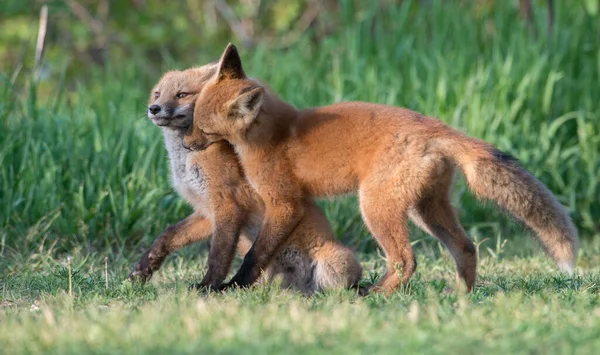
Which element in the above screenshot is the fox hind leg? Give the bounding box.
[357,151,455,294]
[359,186,416,295]
[410,198,477,292]
[409,164,477,291]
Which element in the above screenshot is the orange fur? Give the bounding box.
[184,44,578,294]
[128,63,362,295]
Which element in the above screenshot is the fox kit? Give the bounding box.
[128,64,361,295]
[184,44,578,294]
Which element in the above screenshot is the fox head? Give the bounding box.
[148,63,218,129]
[183,44,265,151]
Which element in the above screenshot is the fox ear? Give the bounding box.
[217,43,246,81]
[228,86,264,123]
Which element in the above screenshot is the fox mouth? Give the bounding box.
[150,115,190,128]
[150,117,172,126]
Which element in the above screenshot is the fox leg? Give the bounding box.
[358,152,451,294]
[409,166,477,291]
[190,207,245,291]
[410,199,477,292]
[359,186,415,295]
[225,201,305,289]
[129,213,213,283]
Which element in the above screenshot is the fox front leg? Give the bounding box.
[128,214,212,283]
[223,202,304,290]
[188,224,242,292]
[188,207,245,292]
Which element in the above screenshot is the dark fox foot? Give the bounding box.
[128,250,166,284]
[220,269,256,291]
[127,268,153,284]
[218,281,236,292]
[127,259,154,284]
[188,282,222,294]
[219,279,252,292]
[352,283,371,297]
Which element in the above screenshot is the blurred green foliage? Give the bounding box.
[1,0,344,83]
[0,0,599,261]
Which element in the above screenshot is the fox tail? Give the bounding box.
[443,134,578,273]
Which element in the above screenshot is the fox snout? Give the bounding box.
[148,105,161,115]
[147,103,193,128]
[147,104,175,118]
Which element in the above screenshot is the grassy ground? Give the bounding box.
[1,1,599,354]
[2,242,600,354]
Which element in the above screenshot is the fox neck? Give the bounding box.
[242,89,298,148]
[161,125,187,146]
[160,126,190,178]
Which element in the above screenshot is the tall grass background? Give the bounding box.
[1,0,598,272]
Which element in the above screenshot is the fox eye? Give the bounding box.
[154,91,159,99]
[176,92,189,99]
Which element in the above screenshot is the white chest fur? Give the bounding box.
[161,128,209,209]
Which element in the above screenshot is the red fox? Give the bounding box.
[128,63,362,295]
[183,44,578,294]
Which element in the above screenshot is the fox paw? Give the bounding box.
[127,262,153,284]
[188,282,221,294]
[349,282,373,297]
[127,270,152,284]
[218,281,236,292]
[219,280,252,292]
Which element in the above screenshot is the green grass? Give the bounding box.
[2,243,600,354]
[1,1,599,353]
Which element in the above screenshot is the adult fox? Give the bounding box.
[128,63,362,295]
[183,44,578,294]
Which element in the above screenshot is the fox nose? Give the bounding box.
[182,138,191,150]
[148,105,161,115]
